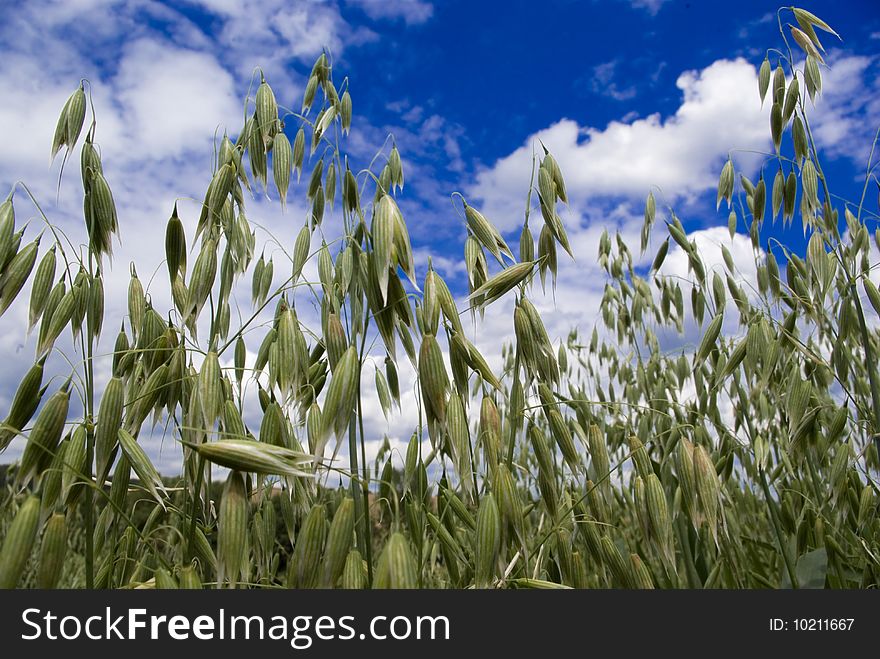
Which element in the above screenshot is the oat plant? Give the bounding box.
[0,7,878,589]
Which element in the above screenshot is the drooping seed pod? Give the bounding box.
[474,493,501,589]
[84,271,104,343]
[301,75,319,114]
[529,424,558,517]
[418,333,448,428]
[37,513,68,589]
[188,439,313,477]
[371,195,398,304]
[198,350,222,429]
[127,266,145,341]
[259,401,286,448]
[374,532,418,589]
[440,485,476,531]
[288,504,327,589]
[341,549,367,589]
[154,568,178,589]
[165,203,187,280]
[628,435,653,480]
[519,223,535,264]
[291,224,311,284]
[756,55,771,105]
[321,497,355,588]
[469,260,537,309]
[292,127,305,181]
[62,424,87,507]
[35,284,74,357]
[231,336,246,386]
[0,495,41,588]
[447,392,473,497]
[548,410,578,471]
[107,452,131,518]
[251,253,265,305]
[0,356,46,451]
[193,525,217,574]
[693,444,720,539]
[65,85,87,149]
[17,383,70,486]
[28,245,56,330]
[95,376,124,485]
[600,535,632,588]
[343,163,359,215]
[124,363,169,434]
[253,328,276,378]
[587,424,611,490]
[676,437,696,521]
[218,471,248,587]
[375,368,392,420]
[1,227,23,273]
[89,172,117,254]
[645,473,672,560]
[259,256,273,303]
[319,345,360,446]
[0,235,40,316]
[463,201,501,262]
[325,312,348,373]
[51,92,73,161]
[248,114,268,188]
[272,131,292,209]
[255,75,278,145]
[178,565,203,589]
[340,90,352,135]
[630,554,655,589]
[187,238,218,322]
[493,463,522,533]
[306,159,324,202]
[219,400,245,442]
[118,428,167,505]
[0,197,16,270]
[39,435,65,513]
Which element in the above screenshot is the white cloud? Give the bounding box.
[591,60,638,101]
[657,227,760,294]
[471,58,771,232]
[808,53,880,166]
[345,0,433,24]
[470,52,879,238]
[113,40,242,157]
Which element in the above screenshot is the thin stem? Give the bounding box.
[356,312,374,585]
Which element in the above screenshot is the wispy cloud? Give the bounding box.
[589,60,639,101]
[629,0,670,16]
[345,0,433,25]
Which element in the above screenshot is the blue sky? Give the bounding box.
[0,0,879,473]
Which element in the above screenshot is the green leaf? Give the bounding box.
[781,548,827,589]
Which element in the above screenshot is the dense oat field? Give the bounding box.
[1,7,878,589]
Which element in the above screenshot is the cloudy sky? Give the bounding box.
[0,0,878,475]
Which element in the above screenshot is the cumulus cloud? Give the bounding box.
[470,58,771,232]
[113,40,242,158]
[469,52,878,239]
